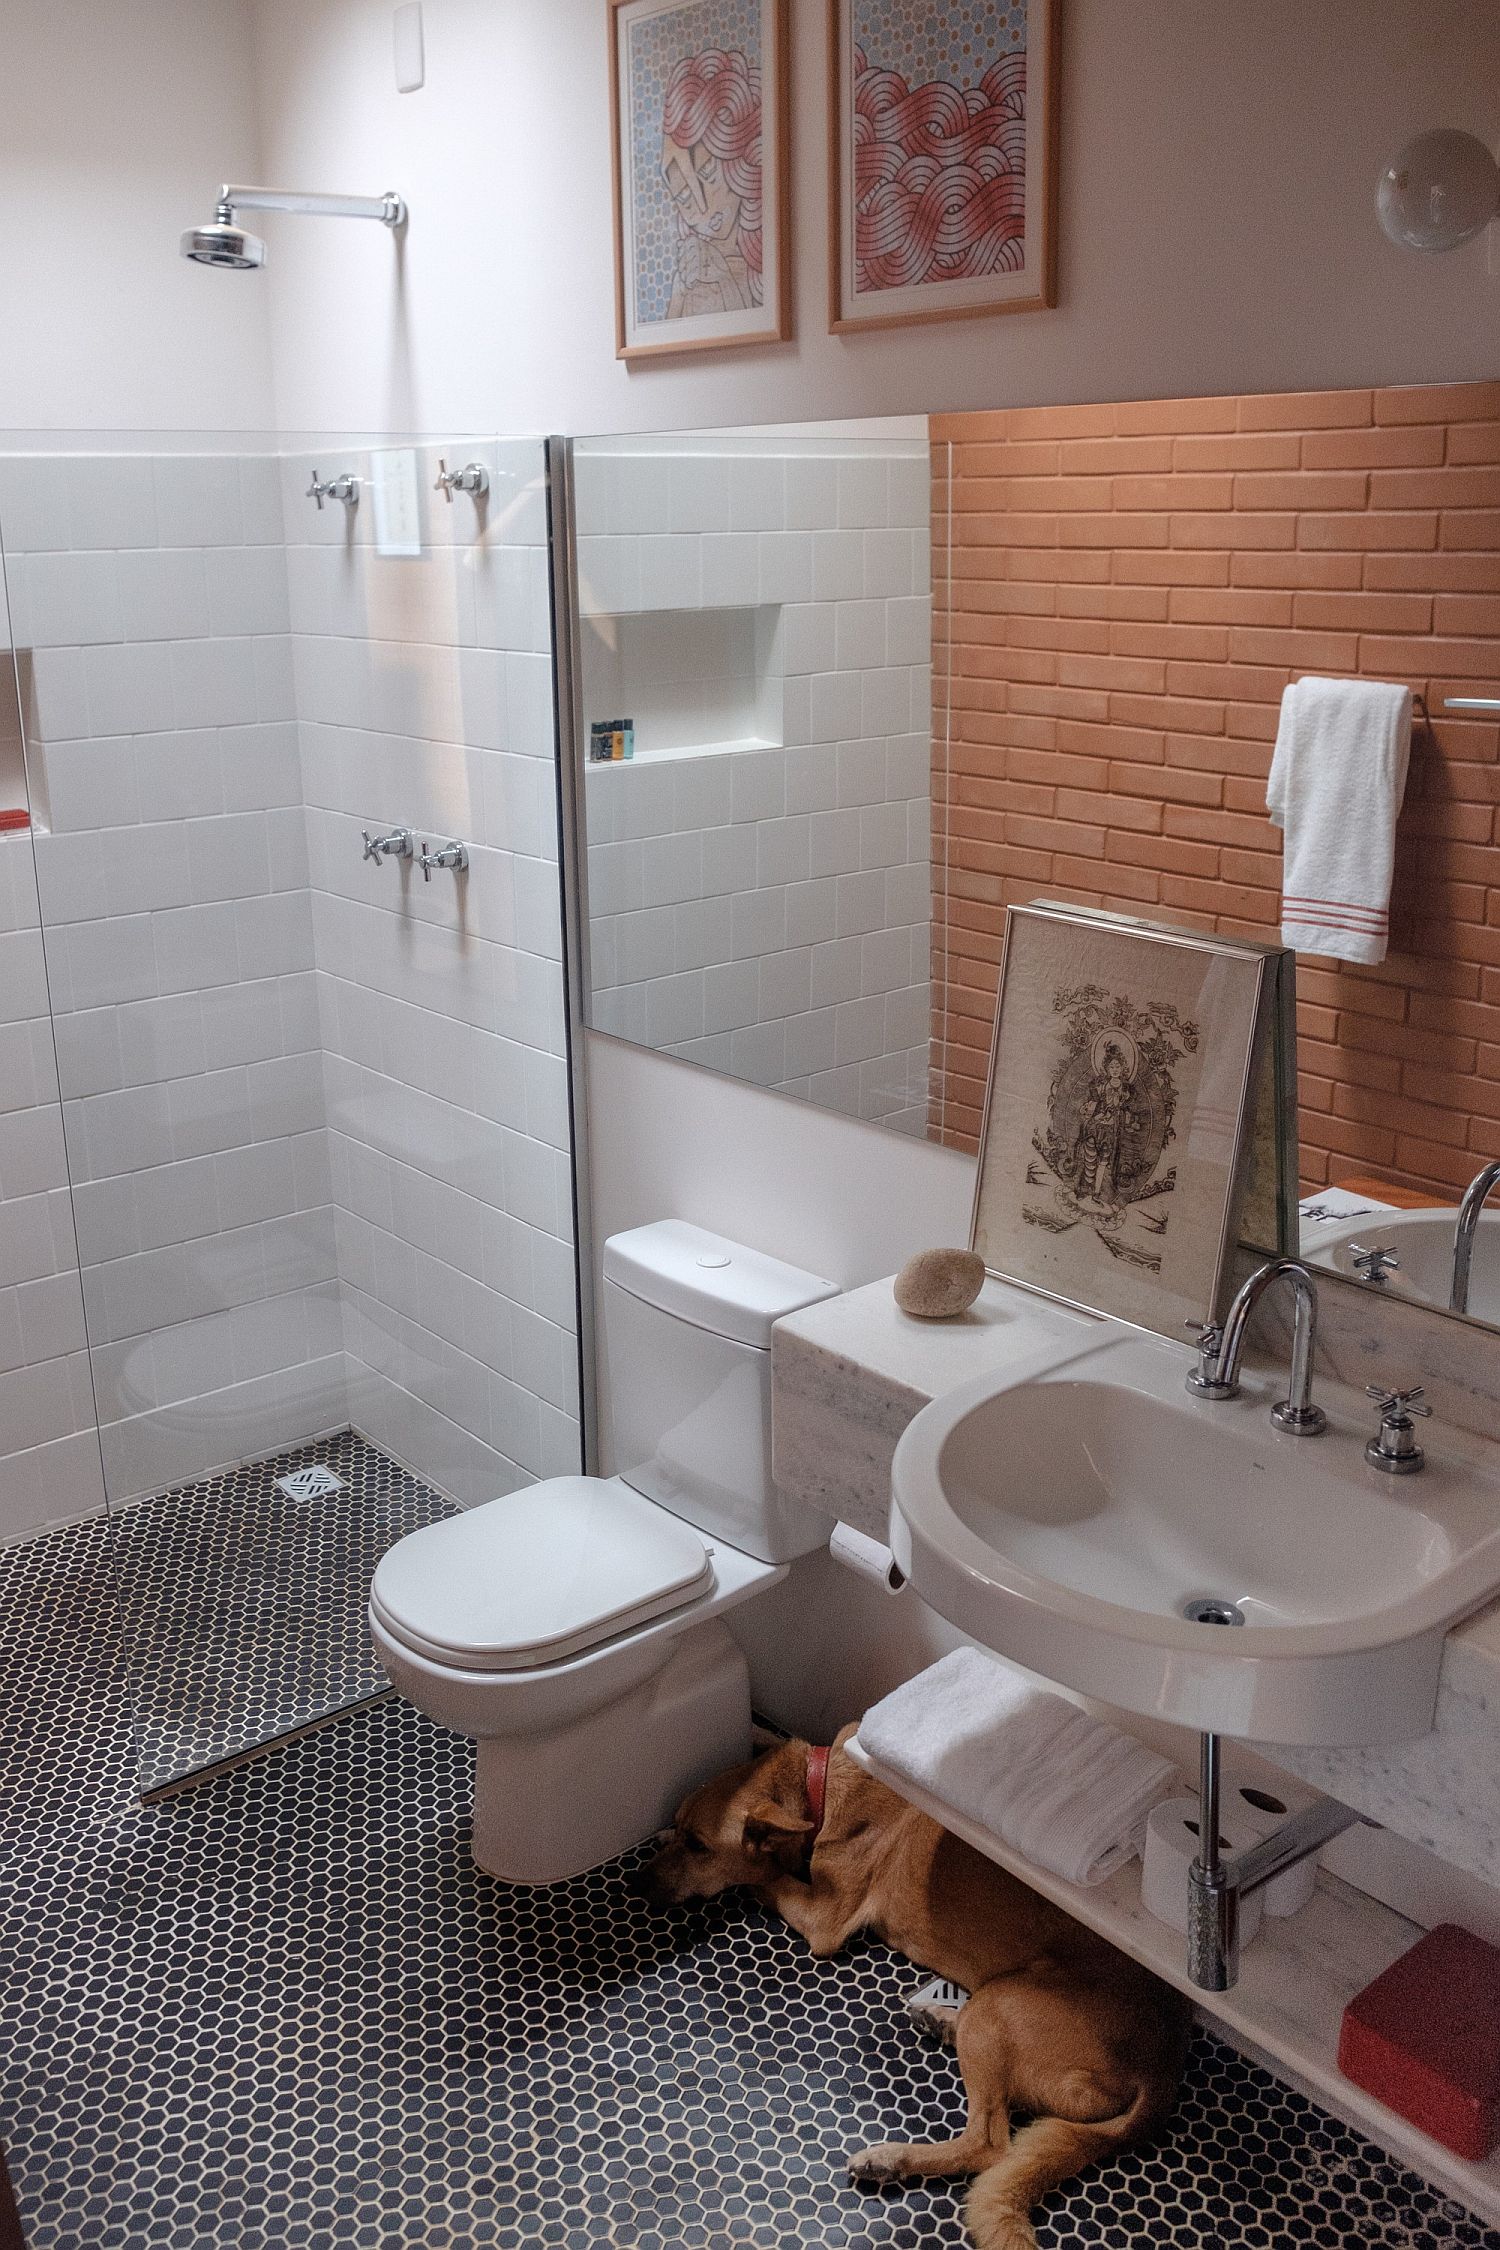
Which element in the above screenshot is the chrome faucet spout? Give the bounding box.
[1186,1257,1326,1435]
[1450,1158,1500,1314]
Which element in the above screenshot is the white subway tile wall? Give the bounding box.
[288,440,577,1510]
[0,832,106,1540]
[1,450,345,1512]
[0,441,576,1532]
[575,438,934,1136]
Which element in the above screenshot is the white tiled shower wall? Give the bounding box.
[0,441,575,1532]
[575,437,934,1136]
[290,440,578,1506]
[1,450,343,1513]
[0,830,104,1540]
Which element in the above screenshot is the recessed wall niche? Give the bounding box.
[580,605,784,763]
[0,643,29,825]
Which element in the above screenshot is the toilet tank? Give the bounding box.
[602,1220,839,1563]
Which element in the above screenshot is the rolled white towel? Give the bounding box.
[856,1646,1178,1888]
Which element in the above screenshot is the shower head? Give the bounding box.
[180,184,406,271]
[181,204,266,269]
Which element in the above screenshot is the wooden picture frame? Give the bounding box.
[970,904,1281,1341]
[827,0,1061,335]
[610,0,792,363]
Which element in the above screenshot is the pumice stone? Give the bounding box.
[893,1247,985,1320]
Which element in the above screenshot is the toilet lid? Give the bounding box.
[369,1476,715,1672]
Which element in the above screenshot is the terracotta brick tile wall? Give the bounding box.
[930,380,1500,1199]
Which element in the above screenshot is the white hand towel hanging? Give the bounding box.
[856,1646,1177,1888]
[1266,675,1413,964]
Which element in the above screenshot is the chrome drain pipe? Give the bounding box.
[1186,1731,1367,1990]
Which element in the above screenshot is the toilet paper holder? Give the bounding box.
[829,1521,907,1595]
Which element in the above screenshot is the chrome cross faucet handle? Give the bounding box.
[362,826,413,865]
[434,458,490,500]
[1184,1320,1232,1399]
[307,469,360,510]
[419,838,470,882]
[1183,1258,1327,1435]
[1349,1243,1400,1285]
[1364,1384,1431,1475]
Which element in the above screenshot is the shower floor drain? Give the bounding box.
[275,1466,346,1502]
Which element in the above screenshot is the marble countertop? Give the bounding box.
[770,1274,1096,1536]
[771,1275,1500,1886]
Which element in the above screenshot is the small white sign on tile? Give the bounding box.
[394,2,424,92]
[371,448,422,558]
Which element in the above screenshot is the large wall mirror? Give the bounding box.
[564,380,1500,1337]
[569,420,945,1140]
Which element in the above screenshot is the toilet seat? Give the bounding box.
[369,1475,715,1673]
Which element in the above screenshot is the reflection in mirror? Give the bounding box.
[570,421,943,1138]
[567,378,1500,1338]
[924,379,1500,1335]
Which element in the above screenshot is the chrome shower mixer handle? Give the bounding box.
[419,839,470,882]
[307,470,360,511]
[362,827,413,865]
[434,459,490,500]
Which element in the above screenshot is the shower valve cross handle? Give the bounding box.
[307,470,360,510]
[419,839,470,882]
[435,459,490,500]
[362,827,414,865]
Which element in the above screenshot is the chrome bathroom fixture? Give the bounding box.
[1348,1242,1400,1285]
[1183,1319,1225,1395]
[362,826,414,866]
[1184,1257,1326,1434]
[1376,129,1500,252]
[1451,1156,1500,1313]
[419,839,470,882]
[1186,1734,1363,1990]
[308,470,360,512]
[1364,1385,1431,1476]
[434,459,490,501]
[181,184,407,270]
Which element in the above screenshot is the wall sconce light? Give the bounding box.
[1376,128,1500,253]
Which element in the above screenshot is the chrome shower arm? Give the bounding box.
[216,184,406,228]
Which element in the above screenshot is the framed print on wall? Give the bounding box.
[828,0,1060,333]
[971,905,1279,1342]
[610,0,791,362]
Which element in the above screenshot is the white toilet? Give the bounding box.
[368,1220,838,1883]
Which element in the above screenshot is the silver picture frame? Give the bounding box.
[970,902,1295,1342]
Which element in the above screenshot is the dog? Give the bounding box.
[638,1725,1190,2250]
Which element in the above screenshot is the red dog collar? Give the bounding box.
[805,1744,831,1853]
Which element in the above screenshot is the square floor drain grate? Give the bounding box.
[275,1466,346,1501]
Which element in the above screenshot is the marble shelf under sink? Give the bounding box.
[847,1733,1500,2229]
[770,1275,1500,1883]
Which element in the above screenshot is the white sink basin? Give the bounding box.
[1303,1205,1500,1324]
[889,1328,1500,1746]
